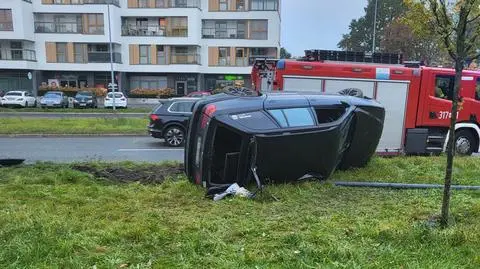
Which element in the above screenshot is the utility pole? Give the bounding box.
[107,1,116,110]
[372,0,378,53]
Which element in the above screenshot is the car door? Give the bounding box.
[27,92,35,106]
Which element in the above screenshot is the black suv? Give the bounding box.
[73,91,98,108]
[148,98,199,147]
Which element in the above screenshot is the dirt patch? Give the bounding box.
[72,163,184,184]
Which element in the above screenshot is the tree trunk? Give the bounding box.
[440,57,464,228]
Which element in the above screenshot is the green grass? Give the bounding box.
[0,107,152,113]
[0,157,479,268]
[0,118,148,135]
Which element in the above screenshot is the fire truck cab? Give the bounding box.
[251,50,480,156]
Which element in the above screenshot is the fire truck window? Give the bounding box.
[476,78,480,101]
[434,75,455,100]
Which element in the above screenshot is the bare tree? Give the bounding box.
[424,0,480,227]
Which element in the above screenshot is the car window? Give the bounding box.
[169,101,195,113]
[5,92,22,96]
[77,92,92,97]
[107,93,123,98]
[230,111,278,130]
[268,108,315,128]
[269,109,288,127]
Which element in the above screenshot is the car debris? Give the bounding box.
[184,90,385,196]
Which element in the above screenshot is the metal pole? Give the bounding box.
[107,2,116,111]
[372,0,378,53]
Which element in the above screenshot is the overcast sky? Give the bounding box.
[281,0,368,57]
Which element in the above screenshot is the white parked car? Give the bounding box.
[1,91,37,108]
[104,92,127,109]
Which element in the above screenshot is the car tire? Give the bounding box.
[33,100,37,107]
[164,126,185,147]
[24,101,28,108]
[455,129,476,156]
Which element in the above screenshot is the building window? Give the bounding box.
[139,45,150,64]
[138,0,148,8]
[130,76,167,89]
[11,42,23,60]
[56,43,67,63]
[74,43,86,63]
[236,48,246,66]
[0,9,13,31]
[218,47,230,66]
[170,17,188,36]
[157,45,166,64]
[156,0,166,8]
[215,21,227,38]
[236,0,245,10]
[87,14,104,34]
[250,0,278,10]
[219,0,228,10]
[250,20,268,40]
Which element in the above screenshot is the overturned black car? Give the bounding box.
[184,92,385,190]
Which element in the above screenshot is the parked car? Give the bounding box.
[148,97,200,147]
[73,91,97,108]
[40,91,69,108]
[104,92,127,108]
[187,91,212,98]
[184,91,385,192]
[1,91,37,108]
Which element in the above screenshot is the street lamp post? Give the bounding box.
[372,0,378,53]
[107,1,116,111]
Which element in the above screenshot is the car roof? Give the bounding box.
[169,97,200,101]
[6,91,25,93]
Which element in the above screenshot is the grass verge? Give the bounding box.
[0,107,152,113]
[0,157,479,268]
[0,118,148,135]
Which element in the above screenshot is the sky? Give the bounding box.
[281,0,368,57]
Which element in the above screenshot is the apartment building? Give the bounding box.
[0,0,280,95]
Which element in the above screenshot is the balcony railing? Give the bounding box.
[202,27,246,39]
[134,0,200,8]
[0,49,36,61]
[83,0,120,5]
[122,25,166,36]
[88,52,122,63]
[47,0,120,6]
[121,25,187,37]
[170,53,200,64]
[35,22,82,33]
[0,22,13,31]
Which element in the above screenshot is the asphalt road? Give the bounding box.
[0,112,148,118]
[0,136,184,163]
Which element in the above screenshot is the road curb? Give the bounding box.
[0,133,147,138]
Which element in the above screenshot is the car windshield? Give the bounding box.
[107,93,123,98]
[44,93,61,98]
[76,92,93,97]
[5,92,22,96]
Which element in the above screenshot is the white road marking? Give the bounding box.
[117,148,184,152]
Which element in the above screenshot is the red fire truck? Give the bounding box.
[251,50,480,156]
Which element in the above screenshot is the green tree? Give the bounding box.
[422,0,480,228]
[280,47,292,59]
[338,0,407,52]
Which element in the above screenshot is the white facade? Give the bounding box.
[0,0,281,93]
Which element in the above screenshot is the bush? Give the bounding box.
[38,86,108,97]
[128,88,175,98]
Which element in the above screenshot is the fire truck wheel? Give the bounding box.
[455,129,476,156]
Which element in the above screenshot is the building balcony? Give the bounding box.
[35,22,83,34]
[122,25,189,37]
[0,49,36,62]
[41,0,120,7]
[129,0,200,8]
[202,28,246,39]
[0,22,13,31]
[170,53,200,65]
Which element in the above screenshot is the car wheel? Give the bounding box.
[24,101,28,108]
[33,100,37,107]
[164,126,185,147]
[455,130,476,156]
